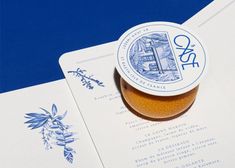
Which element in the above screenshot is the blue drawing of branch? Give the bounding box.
[68,68,104,89]
[24,104,76,164]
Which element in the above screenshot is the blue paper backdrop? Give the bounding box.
[0,0,213,93]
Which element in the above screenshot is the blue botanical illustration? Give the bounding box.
[129,33,182,83]
[68,67,104,89]
[24,104,76,164]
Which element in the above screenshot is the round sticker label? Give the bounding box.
[115,22,207,96]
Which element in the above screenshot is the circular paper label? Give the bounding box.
[115,22,207,96]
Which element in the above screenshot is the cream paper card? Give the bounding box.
[0,80,103,168]
[59,1,235,167]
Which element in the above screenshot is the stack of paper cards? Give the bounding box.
[1,0,235,168]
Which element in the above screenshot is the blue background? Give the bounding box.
[0,0,213,93]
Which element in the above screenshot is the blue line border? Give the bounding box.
[117,23,207,93]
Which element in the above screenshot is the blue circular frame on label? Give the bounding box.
[116,22,207,96]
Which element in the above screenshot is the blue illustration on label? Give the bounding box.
[68,67,104,89]
[116,22,207,96]
[129,33,182,83]
[25,104,76,164]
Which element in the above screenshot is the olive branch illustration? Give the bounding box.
[24,104,76,163]
[68,68,104,89]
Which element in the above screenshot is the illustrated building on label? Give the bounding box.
[129,33,181,83]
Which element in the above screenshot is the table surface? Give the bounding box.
[0,0,213,93]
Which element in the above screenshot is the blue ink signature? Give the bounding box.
[174,34,199,70]
[25,104,76,163]
[68,68,104,89]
